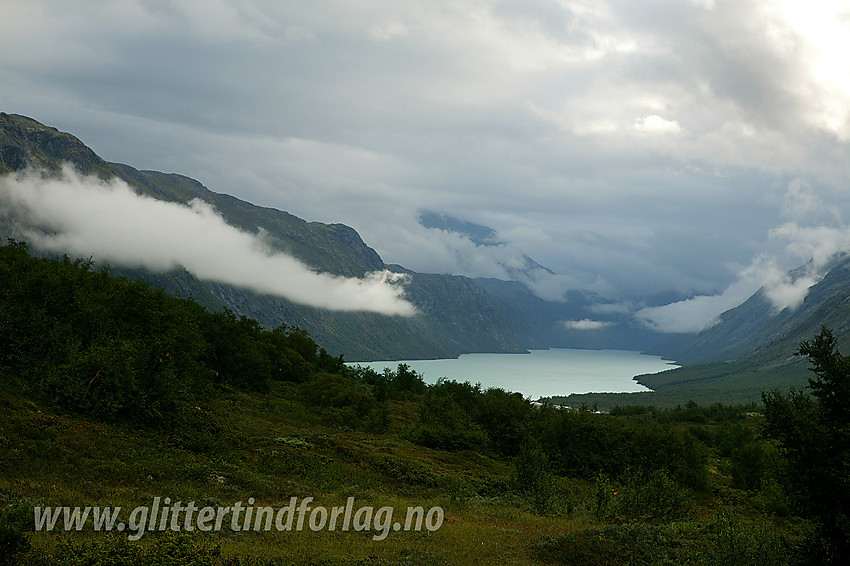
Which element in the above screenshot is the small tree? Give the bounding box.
[762,327,850,563]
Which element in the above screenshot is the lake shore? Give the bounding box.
[348,348,679,401]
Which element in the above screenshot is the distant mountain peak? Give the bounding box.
[418,210,500,246]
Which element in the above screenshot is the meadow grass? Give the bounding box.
[0,384,814,565]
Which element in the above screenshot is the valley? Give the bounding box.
[2,114,849,564]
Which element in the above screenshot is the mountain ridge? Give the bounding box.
[648,253,850,365]
[0,112,532,360]
[5,113,850,407]
[558,254,850,408]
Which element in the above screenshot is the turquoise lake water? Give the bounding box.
[349,349,679,400]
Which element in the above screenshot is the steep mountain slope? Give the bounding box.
[644,289,782,365]
[649,254,850,365]
[0,113,527,360]
[558,256,850,408]
[630,267,850,404]
[107,164,386,278]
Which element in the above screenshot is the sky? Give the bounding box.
[2,0,850,332]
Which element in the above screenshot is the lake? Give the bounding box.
[349,348,679,400]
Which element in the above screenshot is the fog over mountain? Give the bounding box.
[0,166,416,316]
[2,0,850,334]
[637,179,850,332]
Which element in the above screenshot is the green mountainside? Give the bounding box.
[646,255,850,365]
[557,256,850,408]
[2,241,830,564]
[8,111,850,410]
[0,113,530,361]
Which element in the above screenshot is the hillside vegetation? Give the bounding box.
[1,242,847,564]
[554,255,850,410]
[0,112,533,361]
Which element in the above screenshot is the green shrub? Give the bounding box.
[299,372,377,428]
[0,502,32,566]
[410,386,488,451]
[730,441,769,491]
[534,517,799,566]
[707,507,794,566]
[538,406,708,489]
[533,524,688,565]
[514,442,556,513]
[762,327,850,561]
[594,470,689,523]
[0,525,29,566]
[0,241,338,426]
[26,533,231,566]
[756,475,792,516]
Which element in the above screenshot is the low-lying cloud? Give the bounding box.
[634,277,763,334]
[562,319,614,331]
[0,166,417,316]
[4,0,850,323]
[636,180,850,333]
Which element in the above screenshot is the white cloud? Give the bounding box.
[767,0,850,140]
[633,115,682,135]
[572,119,619,136]
[636,180,850,333]
[635,277,760,333]
[370,21,409,41]
[781,177,842,225]
[690,0,716,10]
[0,166,416,316]
[389,221,585,302]
[519,270,583,302]
[562,319,614,330]
[767,222,850,270]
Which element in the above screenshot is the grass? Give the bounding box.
[552,355,812,410]
[0,383,815,565]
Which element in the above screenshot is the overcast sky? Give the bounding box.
[2,0,849,331]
